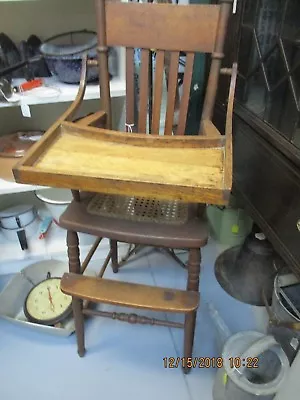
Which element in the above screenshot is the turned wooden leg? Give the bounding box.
[110,239,119,273]
[183,248,201,374]
[67,231,85,356]
[186,248,201,292]
[67,231,81,274]
[72,298,86,357]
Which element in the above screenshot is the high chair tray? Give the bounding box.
[13,122,231,204]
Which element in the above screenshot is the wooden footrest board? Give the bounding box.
[13,121,230,204]
[61,273,199,313]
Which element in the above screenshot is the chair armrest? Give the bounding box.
[56,55,89,126]
[12,56,88,178]
[225,62,238,139]
[224,62,238,191]
[75,111,107,128]
[201,120,222,138]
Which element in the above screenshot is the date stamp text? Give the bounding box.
[163,357,259,369]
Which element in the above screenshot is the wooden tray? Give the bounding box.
[13,121,231,204]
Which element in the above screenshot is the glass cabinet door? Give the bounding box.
[237,0,300,147]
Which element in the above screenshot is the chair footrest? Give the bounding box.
[61,273,199,313]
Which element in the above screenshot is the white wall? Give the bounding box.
[0,0,96,42]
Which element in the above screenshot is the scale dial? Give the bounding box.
[24,277,72,325]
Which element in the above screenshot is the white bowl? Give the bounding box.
[35,188,95,246]
[35,189,72,223]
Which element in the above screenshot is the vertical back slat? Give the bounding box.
[148,51,153,133]
[126,48,135,132]
[138,49,150,133]
[151,51,165,134]
[200,1,232,130]
[176,52,195,135]
[164,51,180,135]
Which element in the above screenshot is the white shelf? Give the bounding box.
[0,178,49,196]
[1,76,126,108]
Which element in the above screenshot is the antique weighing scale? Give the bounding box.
[0,260,75,335]
[24,272,72,326]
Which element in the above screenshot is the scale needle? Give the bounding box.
[47,287,55,311]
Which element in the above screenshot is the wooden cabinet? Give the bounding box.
[214,0,300,276]
[233,115,300,272]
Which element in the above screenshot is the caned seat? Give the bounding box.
[59,194,208,249]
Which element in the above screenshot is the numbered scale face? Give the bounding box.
[24,277,72,326]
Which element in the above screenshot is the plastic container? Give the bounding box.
[206,204,253,246]
[207,302,231,354]
[213,331,290,400]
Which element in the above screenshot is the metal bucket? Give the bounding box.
[264,273,300,361]
[272,274,300,323]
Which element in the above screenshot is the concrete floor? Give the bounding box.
[0,239,268,400]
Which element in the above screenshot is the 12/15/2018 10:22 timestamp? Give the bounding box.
[163,357,259,369]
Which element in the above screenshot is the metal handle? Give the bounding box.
[15,216,22,228]
[17,229,28,251]
[233,0,238,14]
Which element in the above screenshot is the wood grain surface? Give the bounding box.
[106,2,220,52]
[13,121,230,204]
[61,273,199,312]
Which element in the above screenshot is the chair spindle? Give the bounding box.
[151,50,165,134]
[177,52,195,135]
[138,49,150,133]
[164,51,180,135]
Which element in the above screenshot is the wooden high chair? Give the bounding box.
[13,0,237,373]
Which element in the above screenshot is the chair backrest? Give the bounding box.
[95,0,233,135]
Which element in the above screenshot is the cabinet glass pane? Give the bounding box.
[237,0,300,146]
[243,0,258,25]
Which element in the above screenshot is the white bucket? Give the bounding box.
[213,331,290,400]
[35,188,95,246]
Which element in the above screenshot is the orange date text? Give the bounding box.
[163,357,224,369]
[163,356,260,369]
